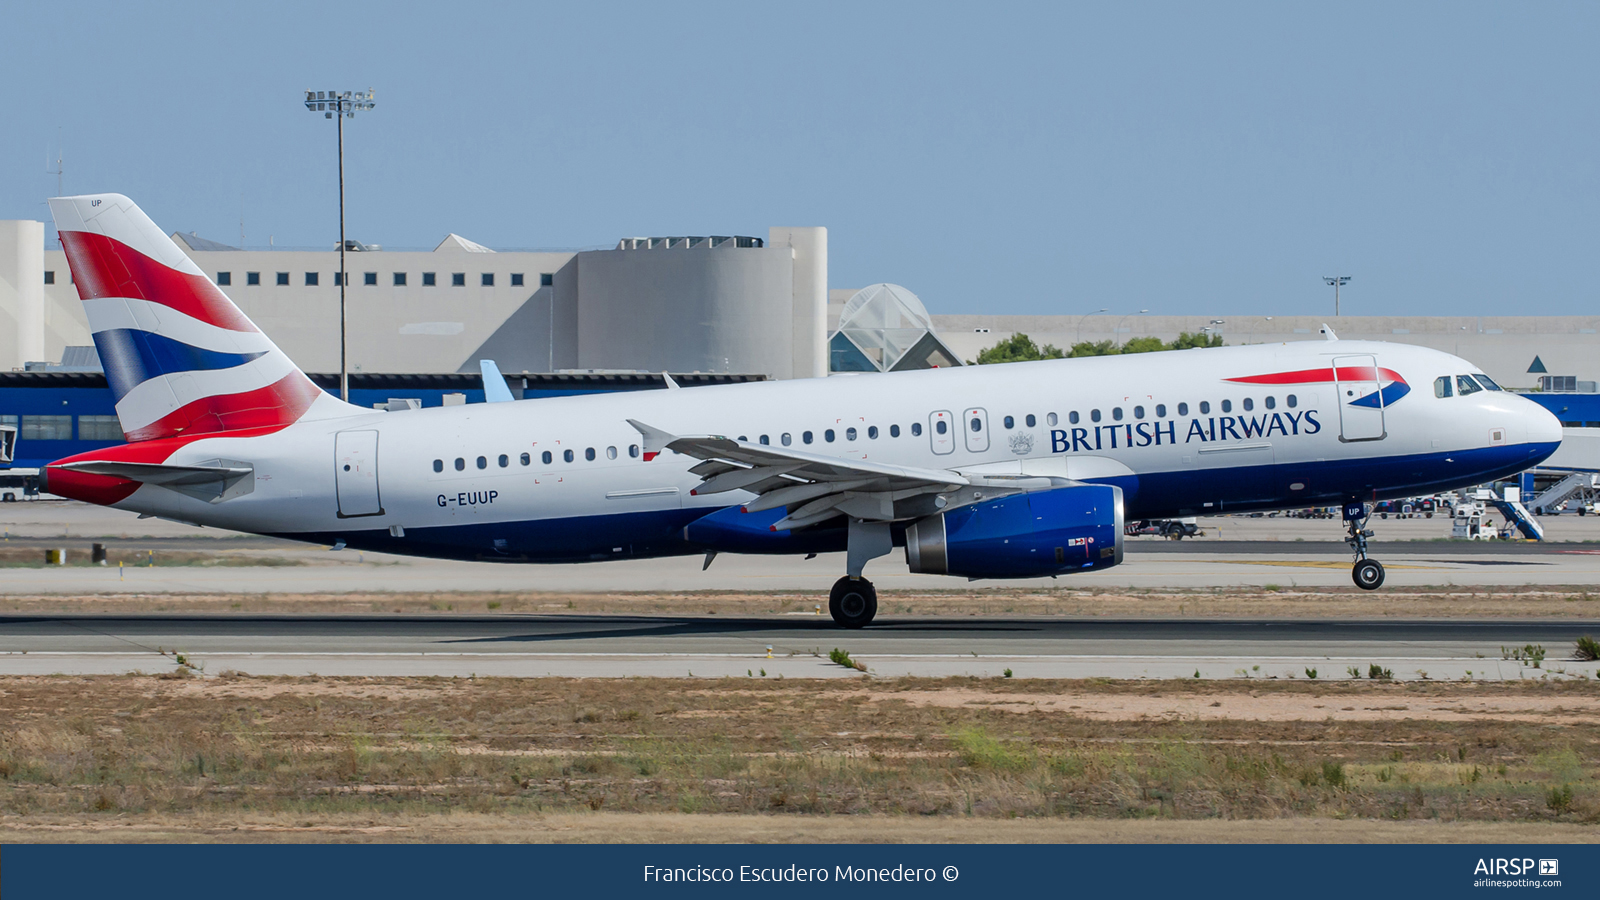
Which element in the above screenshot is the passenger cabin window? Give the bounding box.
[1456,375,1483,396]
[1155,404,1166,417]
[1287,395,1297,408]
[1242,398,1253,411]
[969,417,982,432]
[803,431,814,444]
[433,459,443,473]
[607,446,617,459]
[934,420,947,435]
[585,448,595,461]
[542,451,553,464]
[1025,414,1036,427]
[1199,402,1210,414]
[911,423,923,436]
[846,427,857,440]
[520,452,530,465]
[629,445,640,458]
[1177,403,1188,415]
[476,456,487,469]
[498,454,509,467]
[1112,408,1123,421]
[563,449,574,462]
[1474,374,1503,391]
[868,426,878,439]
[825,429,836,442]
[759,435,770,445]
[1435,376,1453,398]
[1221,400,1232,413]
[889,425,900,437]
[781,433,792,446]
[1264,396,1275,409]
[1133,406,1144,419]
[1090,409,1101,423]
[1046,413,1058,426]
[454,458,465,471]
[1003,416,1015,429]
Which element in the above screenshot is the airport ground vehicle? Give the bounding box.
[1124,518,1200,539]
[38,194,1564,624]
[0,468,41,502]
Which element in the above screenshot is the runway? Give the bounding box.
[4,613,1595,681]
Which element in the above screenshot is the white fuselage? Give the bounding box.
[78,340,1562,564]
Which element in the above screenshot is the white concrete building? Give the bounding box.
[2,223,829,381]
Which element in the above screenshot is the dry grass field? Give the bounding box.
[1,674,1596,843]
[2,584,1599,618]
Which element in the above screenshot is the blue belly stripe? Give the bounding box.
[273,441,1561,567]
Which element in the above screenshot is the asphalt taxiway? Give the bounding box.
[3,613,1595,681]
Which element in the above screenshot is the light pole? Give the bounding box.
[1250,316,1273,343]
[1075,307,1108,344]
[1323,276,1350,317]
[304,88,377,402]
[1114,309,1148,347]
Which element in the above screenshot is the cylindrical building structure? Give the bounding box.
[0,220,46,370]
[575,240,795,378]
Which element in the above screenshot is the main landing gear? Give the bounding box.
[829,576,878,629]
[1343,501,1386,591]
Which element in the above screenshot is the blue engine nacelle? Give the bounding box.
[903,484,1123,579]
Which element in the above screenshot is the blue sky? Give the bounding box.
[4,2,1596,317]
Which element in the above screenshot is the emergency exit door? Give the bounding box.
[335,430,384,517]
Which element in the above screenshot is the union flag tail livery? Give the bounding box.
[48,194,337,442]
[42,192,1564,627]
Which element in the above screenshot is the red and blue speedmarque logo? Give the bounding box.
[1225,365,1410,409]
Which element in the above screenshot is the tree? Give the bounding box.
[1066,340,1120,358]
[1119,336,1167,354]
[973,333,1066,364]
[1169,331,1225,350]
[975,330,1225,364]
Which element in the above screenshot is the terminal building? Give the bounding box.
[2,214,1598,475]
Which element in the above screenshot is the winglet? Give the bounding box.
[1321,324,1339,341]
[479,360,514,402]
[626,419,676,461]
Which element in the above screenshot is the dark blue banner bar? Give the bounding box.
[4,843,1595,899]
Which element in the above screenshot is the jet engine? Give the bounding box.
[904,484,1123,579]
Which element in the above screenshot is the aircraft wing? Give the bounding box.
[627,419,970,530]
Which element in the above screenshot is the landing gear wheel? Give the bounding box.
[829,576,878,628]
[1352,559,1386,591]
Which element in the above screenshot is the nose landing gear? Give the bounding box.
[1344,501,1385,590]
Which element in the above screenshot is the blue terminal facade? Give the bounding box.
[0,372,762,469]
[1522,392,1600,428]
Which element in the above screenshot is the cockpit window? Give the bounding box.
[1456,374,1483,396]
[1434,376,1452,398]
[1472,374,1503,392]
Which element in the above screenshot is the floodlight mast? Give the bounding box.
[1323,276,1350,317]
[303,89,377,401]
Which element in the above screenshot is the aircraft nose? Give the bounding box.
[1524,398,1563,446]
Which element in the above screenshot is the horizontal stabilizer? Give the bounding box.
[56,459,255,503]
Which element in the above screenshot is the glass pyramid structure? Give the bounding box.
[828,284,961,373]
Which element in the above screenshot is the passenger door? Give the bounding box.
[335,430,384,517]
[929,410,954,455]
[1333,355,1386,442]
[963,407,989,453]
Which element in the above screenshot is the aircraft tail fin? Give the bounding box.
[48,193,343,442]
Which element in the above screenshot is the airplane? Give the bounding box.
[40,194,1563,627]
